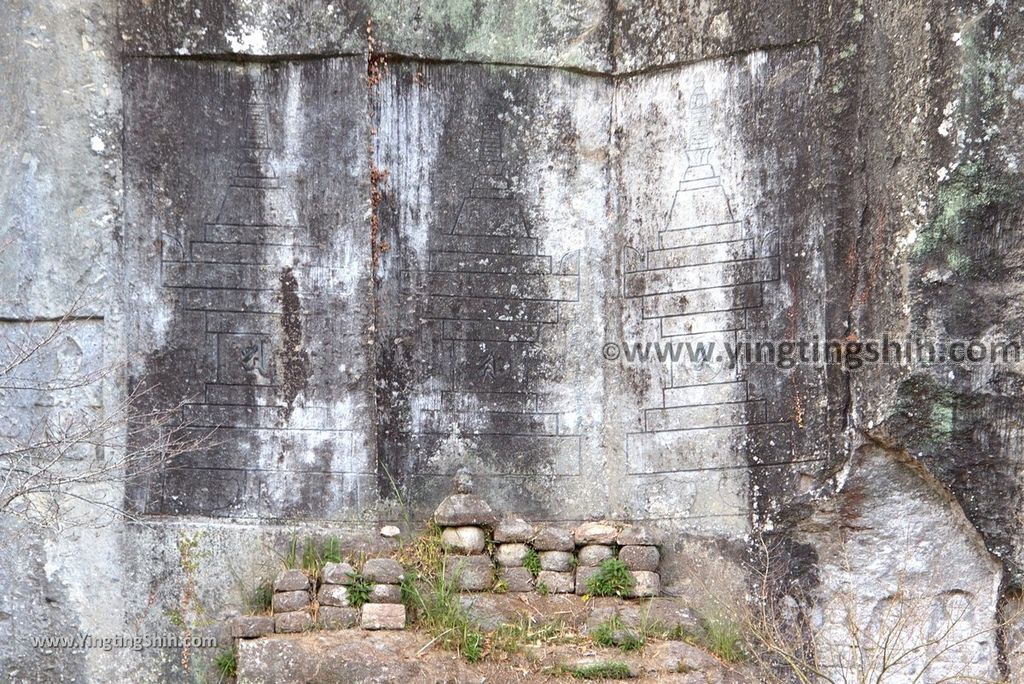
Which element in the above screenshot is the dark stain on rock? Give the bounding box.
[277,266,311,417]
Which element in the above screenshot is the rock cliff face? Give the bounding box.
[2,0,1022,681]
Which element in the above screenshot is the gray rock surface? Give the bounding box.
[273,569,310,592]
[573,522,618,545]
[5,1,1023,681]
[619,545,660,572]
[444,555,494,592]
[361,603,407,630]
[616,525,658,547]
[533,527,575,552]
[236,631,478,683]
[499,566,535,593]
[539,551,575,572]
[536,570,575,594]
[629,571,661,598]
[317,584,350,608]
[273,590,311,613]
[230,615,275,639]
[441,526,487,555]
[321,561,357,585]
[493,517,536,543]
[577,544,615,567]
[274,610,313,633]
[584,597,701,636]
[433,494,496,527]
[317,606,361,630]
[369,583,402,604]
[575,566,601,595]
[361,558,405,584]
[122,56,375,520]
[798,448,1002,682]
[495,543,531,567]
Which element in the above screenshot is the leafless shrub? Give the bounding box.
[0,292,206,530]
[695,533,1015,683]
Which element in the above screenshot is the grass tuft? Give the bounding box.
[698,616,747,663]
[591,615,645,652]
[243,578,273,615]
[280,535,343,579]
[586,559,634,597]
[346,572,372,609]
[213,647,237,678]
[523,548,542,578]
[564,661,634,680]
[394,522,445,582]
[402,563,486,662]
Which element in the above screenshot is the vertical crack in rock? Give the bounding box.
[277,266,310,417]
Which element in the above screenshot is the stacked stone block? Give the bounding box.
[570,522,662,597]
[435,492,497,592]
[617,524,662,597]
[493,516,536,592]
[533,526,576,594]
[230,503,665,642]
[228,614,275,640]
[271,569,313,633]
[316,561,360,629]
[429,493,665,598]
[360,558,407,629]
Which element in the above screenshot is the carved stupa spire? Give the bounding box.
[684,76,713,171]
[467,104,514,203]
[478,104,503,162]
[215,78,298,226]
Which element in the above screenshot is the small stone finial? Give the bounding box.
[454,467,474,494]
[684,75,713,168]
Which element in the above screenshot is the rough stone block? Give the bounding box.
[273,569,310,593]
[499,567,535,593]
[493,517,536,543]
[361,558,404,584]
[433,494,495,526]
[441,526,487,555]
[536,570,575,594]
[444,554,493,592]
[575,566,601,595]
[317,606,360,630]
[630,571,661,598]
[577,544,615,566]
[539,551,575,572]
[620,545,660,572]
[495,543,531,567]
[274,610,313,633]
[230,615,275,639]
[317,584,350,608]
[616,525,658,546]
[369,584,403,604]
[272,590,310,614]
[574,521,618,545]
[321,561,356,585]
[361,603,406,630]
[533,526,574,551]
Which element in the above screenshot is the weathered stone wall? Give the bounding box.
[123,58,375,519]
[117,22,834,534]
[2,0,1023,681]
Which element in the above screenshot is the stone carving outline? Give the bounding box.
[399,104,583,475]
[622,77,787,477]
